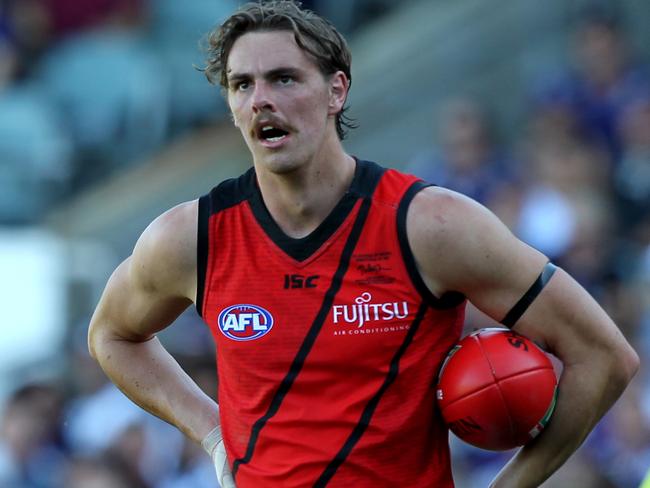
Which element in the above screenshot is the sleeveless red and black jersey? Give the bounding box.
[196,160,466,487]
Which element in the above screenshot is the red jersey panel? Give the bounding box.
[196,160,466,487]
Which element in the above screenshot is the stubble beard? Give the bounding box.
[251,133,317,177]
[256,152,307,176]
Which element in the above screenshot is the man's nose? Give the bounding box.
[251,83,275,113]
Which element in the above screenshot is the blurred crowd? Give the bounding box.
[0,0,235,224]
[0,1,649,488]
[407,10,650,487]
[0,0,400,224]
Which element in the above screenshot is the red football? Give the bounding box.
[436,328,558,451]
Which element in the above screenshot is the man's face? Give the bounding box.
[575,24,625,86]
[226,30,346,174]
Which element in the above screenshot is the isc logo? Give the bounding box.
[217,304,274,341]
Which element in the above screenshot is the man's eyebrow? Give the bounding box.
[227,67,302,84]
[226,72,250,85]
[265,67,301,78]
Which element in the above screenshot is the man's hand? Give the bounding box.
[202,425,236,488]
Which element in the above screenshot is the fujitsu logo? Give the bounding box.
[332,292,409,328]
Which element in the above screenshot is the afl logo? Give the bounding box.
[217,304,274,341]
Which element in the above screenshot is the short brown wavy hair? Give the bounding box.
[202,0,356,140]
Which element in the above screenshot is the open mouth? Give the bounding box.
[258,125,289,143]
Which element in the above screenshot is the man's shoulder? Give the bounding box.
[408,185,472,218]
[151,200,198,240]
[406,184,535,297]
[406,186,497,252]
[130,200,199,295]
[200,167,257,214]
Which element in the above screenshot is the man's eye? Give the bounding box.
[230,80,249,91]
[278,76,294,85]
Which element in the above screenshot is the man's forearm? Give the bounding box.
[489,355,637,487]
[90,331,219,444]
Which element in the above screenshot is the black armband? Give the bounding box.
[501,262,557,328]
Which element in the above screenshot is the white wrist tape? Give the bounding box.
[201,424,223,456]
[202,425,235,488]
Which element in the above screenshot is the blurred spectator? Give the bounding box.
[157,439,215,488]
[614,96,650,226]
[584,379,650,487]
[407,97,518,204]
[0,0,156,221]
[1,0,52,79]
[534,7,650,162]
[514,114,614,284]
[0,86,73,222]
[35,26,170,189]
[0,0,236,223]
[0,383,67,488]
[64,379,143,457]
[63,344,216,487]
[0,29,18,89]
[148,0,235,131]
[65,454,148,488]
[63,374,186,486]
[44,0,145,40]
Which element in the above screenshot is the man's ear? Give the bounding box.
[328,71,349,116]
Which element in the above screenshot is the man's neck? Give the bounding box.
[255,149,356,239]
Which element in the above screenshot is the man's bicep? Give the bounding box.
[89,200,197,345]
[440,203,621,356]
[454,227,551,329]
[409,188,549,323]
[90,256,191,345]
[506,267,628,361]
[410,188,623,358]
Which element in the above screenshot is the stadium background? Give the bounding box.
[0,0,649,486]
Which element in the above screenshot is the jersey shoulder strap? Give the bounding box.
[395,177,466,309]
[196,167,256,315]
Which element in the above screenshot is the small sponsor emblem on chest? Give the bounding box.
[217,304,274,341]
[352,252,395,285]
